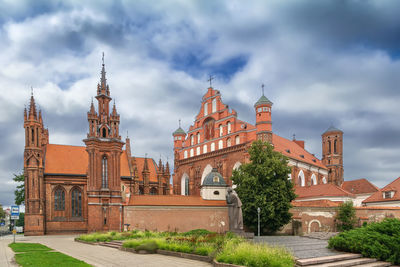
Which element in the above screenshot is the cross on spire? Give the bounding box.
[178,119,181,128]
[261,84,265,95]
[102,52,105,66]
[31,86,34,96]
[207,75,214,88]
[293,134,296,140]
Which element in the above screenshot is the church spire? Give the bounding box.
[98,52,110,96]
[29,89,37,120]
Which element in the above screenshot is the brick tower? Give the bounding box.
[23,93,48,235]
[84,55,124,232]
[254,86,273,143]
[321,126,344,186]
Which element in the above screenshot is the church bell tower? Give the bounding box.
[84,54,124,232]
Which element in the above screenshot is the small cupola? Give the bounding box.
[201,168,228,200]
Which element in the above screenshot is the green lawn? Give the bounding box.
[9,243,92,267]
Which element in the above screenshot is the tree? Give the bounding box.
[16,212,25,227]
[0,204,5,220]
[231,140,296,234]
[13,173,25,205]
[336,201,357,231]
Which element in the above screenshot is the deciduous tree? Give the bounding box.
[13,173,25,206]
[231,140,296,234]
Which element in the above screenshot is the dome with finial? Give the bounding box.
[173,127,186,136]
[254,95,273,108]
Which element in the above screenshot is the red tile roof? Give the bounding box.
[44,144,88,175]
[363,177,400,203]
[292,199,341,207]
[295,184,354,199]
[273,134,326,169]
[128,195,227,206]
[342,179,379,194]
[45,144,160,183]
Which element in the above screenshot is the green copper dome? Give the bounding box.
[254,95,273,107]
[202,168,227,187]
[173,127,186,136]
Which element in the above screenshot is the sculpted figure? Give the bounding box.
[226,187,243,231]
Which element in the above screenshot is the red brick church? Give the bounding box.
[172,86,344,196]
[23,59,171,235]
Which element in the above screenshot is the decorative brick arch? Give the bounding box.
[181,173,189,195]
[311,174,317,185]
[308,219,321,233]
[298,170,305,187]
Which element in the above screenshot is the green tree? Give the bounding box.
[231,140,296,234]
[0,204,5,220]
[336,201,357,231]
[16,212,25,227]
[13,173,25,205]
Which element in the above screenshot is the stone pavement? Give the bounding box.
[254,235,341,259]
[0,234,18,267]
[0,234,211,267]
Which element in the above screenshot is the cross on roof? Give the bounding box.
[102,52,105,65]
[261,84,265,95]
[207,75,214,87]
[293,134,296,140]
[178,119,181,128]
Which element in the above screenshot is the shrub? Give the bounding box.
[194,243,215,256]
[336,201,357,231]
[135,240,158,253]
[328,218,400,264]
[182,229,214,236]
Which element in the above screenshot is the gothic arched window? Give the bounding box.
[227,122,232,134]
[54,188,65,211]
[102,156,108,188]
[197,133,200,144]
[328,140,331,154]
[212,98,217,113]
[204,103,208,116]
[334,140,337,154]
[71,188,82,217]
[150,187,157,195]
[227,137,231,147]
[102,128,107,138]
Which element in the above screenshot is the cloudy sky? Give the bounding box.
[1,0,400,207]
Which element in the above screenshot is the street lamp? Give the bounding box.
[257,207,261,237]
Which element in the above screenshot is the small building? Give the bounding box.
[341,178,379,206]
[200,168,228,200]
[363,177,400,207]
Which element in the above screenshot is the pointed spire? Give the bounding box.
[143,154,149,172]
[24,105,27,121]
[112,99,117,116]
[158,158,163,172]
[89,98,96,114]
[165,161,170,174]
[39,109,43,124]
[29,88,37,120]
[98,52,109,96]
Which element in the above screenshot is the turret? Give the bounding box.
[254,85,273,143]
[173,120,186,151]
[142,156,150,194]
[157,158,164,195]
[321,126,344,186]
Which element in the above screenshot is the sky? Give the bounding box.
[1,0,400,207]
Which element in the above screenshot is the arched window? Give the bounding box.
[184,150,188,159]
[322,177,327,184]
[227,122,231,134]
[102,128,107,138]
[181,174,190,196]
[139,186,144,195]
[288,174,292,181]
[219,125,223,137]
[227,138,231,147]
[71,188,82,217]
[212,98,217,113]
[196,147,201,155]
[211,142,215,152]
[334,140,337,154]
[218,140,223,149]
[54,188,65,211]
[191,135,194,146]
[311,174,317,185]
[150,187,157,195]
[298,170,305,187]
[204,103,208,116]
[102,156,108,188]
[235,135,240,145]
[203,144,207,154]
[197,133,200,144]
[190,148,194,157]
[328,140,331,154]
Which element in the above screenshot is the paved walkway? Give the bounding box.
[254,236,341,259]
[0,234,211,267]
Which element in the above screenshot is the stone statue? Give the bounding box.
[226,188,243,231]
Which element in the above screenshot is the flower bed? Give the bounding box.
[77,229,294,267]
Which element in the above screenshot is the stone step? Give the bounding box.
[311,257,377,267]
[99,242,122,249]
[357,262,392,267]
[296,253,362,266]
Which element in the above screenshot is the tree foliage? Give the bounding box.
[336,201,357,231]
[0,204,5,220]
[16,213,25,227]
[231,140,296,234]
[13,173,25,206]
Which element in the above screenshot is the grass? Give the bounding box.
[9,243,92,267]
[79,229,294,266]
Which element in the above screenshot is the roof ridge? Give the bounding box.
[47,143,85,148]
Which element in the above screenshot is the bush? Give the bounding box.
[135,240,158,253]
[216,240,294,267]
[182,229,214,236]
[336,201,357,231]
[328,218,400,264]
